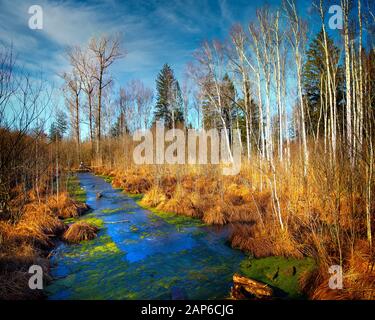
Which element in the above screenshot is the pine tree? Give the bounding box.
[154,64,184,128]
[110,113,128,137]
[49,110,68,142]
[203,74,237,131]
[302,29,344,137]
[237,97,259,147]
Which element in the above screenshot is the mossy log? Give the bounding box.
[231,273,273,299]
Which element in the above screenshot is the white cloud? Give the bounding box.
[0,0,220,88]
[42,1,123,46]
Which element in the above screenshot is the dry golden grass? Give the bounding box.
[62,222,99,243]
[0,186,89,299]
[17,203,66,244]
[0,218,51,299]
[159,185,203,218]
[46,193,88,219]
[140,185,167,208]
[308,240,375,300]
[0,270,46,300]
[229,222,302,258]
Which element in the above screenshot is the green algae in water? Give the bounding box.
[48,234,127,299]
[140,229,168,239]
[88,241,119,256]
[125,193,143,201]
[239,256,316,299]
[101,208,137,214]
[64,235,121,259]
[49,227,242,300]
[155,211,205,228]
[64,213,104,229]
[139,203,205,229]
[81,217,104,228]
[49,173,246,300]
[101,208,123,214]
[125,193,205,229]
[67,175,87,203]
[64,212,105,229]
[130,225,139,232]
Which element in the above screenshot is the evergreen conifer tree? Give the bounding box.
[154,64,184,128]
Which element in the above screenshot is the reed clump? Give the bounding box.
[0,188,89,299]
[47,192,89,219]
[62,221,99,243]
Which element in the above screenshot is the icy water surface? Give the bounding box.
[47,173,245,300]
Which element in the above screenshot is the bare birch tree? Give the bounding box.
[62,71,82,162]
[194,41,234,162]
[284,0,309,176]
[88,35,123,157]
[68,46,97,155]
[230,25,252,161]
[341,0,353,163]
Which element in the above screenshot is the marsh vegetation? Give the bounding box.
[0,0,374,300]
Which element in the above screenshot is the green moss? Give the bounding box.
[239,256,316,299]
[82,217,104,228]
[63,217,76,225]
[65,235,121,259]
[139,229,168,239]
[187,270,210,281]
[89,241,119,255]
[64,212,105,229]
[51,273,77,289]
[125,192,143,201]
[48,230,246,300]
[102,208,123,214]
[101,207,136,215]
[130,225,139,232]
[125,292,139,299]
[137,202,205,229]
[67,175,87,203]
[123,193,204,229]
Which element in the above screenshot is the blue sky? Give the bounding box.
[5,0,370,136]
[0,0,320,91]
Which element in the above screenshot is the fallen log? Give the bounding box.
[231,273,273,299]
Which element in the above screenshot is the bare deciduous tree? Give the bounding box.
[284,0,309,177]
[68,46,97,154]
[62,71,82,162]
[88,35,124,156]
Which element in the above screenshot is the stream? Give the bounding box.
[47,173,245,300]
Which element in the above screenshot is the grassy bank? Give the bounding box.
[0,174,90,300]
